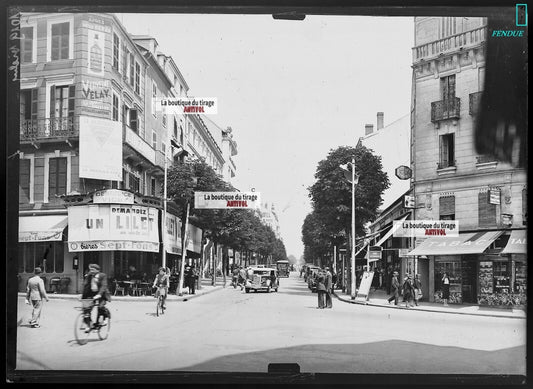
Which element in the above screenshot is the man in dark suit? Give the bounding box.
[81,263,111,330]
[316,270,327,309]
[387,271,400,305]
[325,267,333,308]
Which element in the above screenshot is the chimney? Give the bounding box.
[365,124,374,135]
[377,112,384,130]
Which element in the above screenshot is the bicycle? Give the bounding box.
[154,287,166,316]
[74,298,111,345]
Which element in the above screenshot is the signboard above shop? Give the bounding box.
[93,189,134,204]
[194,191,261,209]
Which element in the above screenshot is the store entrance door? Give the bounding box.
[461,257,478,304]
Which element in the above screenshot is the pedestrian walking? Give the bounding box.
[325,267,333,308]
[442,272,450,306]
[413,274,423,306]
[26,267,49,328]
[238,266,246,290]
[316,271,326,309]
[188,264,198,295]
[402,274,415,308]
[232,267,239,288]
[387,271,400,305]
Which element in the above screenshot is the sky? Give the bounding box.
[117,13,414,260]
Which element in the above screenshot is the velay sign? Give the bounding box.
[68,204,159,252]
[194,192,261,209]
[393,220,459,238]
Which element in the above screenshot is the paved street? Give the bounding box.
[16,272,525,374]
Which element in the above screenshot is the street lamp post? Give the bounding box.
[340,158,359,300]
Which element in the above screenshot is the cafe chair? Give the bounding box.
[59,277,70,293]
[113,281,126,296]
[131,281,141,296]
[49,277,61,293]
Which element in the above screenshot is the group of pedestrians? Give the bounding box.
[316,267,334,309]
[387,272,423,308]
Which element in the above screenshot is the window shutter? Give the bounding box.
[50,86,56,118]
[68,85,75,117]
[49,158,57,199]
[130,109,138,131]
[31,89,38,121]
[478,191,496,227]
[439,196,455,216]
[19,159,31,203]
[57,157,67,195]
[448,75,456,99]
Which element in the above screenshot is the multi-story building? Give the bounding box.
[356,113,415,291]
[16,13,211,293]
[408,17,527,305]
[259,202,281,240]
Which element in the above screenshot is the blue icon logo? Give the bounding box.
[516,4,527,26]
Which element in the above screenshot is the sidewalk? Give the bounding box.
[333,288,526,319]
[18,278,225,303]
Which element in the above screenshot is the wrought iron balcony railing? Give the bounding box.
[20,117,79,142]
[476,155,498,164]
[469,91,483,116]
[431,97,461,123]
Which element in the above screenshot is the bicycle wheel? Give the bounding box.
[97,312,111,340]
[74,313,91,345]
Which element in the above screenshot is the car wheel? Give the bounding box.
[245,288,250,293]
[275,288,278,292]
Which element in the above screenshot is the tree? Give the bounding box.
[305,145,390,255]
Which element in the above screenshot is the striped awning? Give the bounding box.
[407,230,504,256]
[374,214,410,247]
[501,229,527,254]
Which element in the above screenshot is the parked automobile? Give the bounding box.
[304,264,319,282]
[245,267,279,293]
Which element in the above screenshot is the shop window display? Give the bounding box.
[434,261,462,304]
[477,259,526,306]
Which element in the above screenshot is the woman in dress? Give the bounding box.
[413,274,422,306]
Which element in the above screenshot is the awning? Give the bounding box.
[501,229,527,254]
[19,215,68,242]
[407,230,504,256]
[374,214,410,247]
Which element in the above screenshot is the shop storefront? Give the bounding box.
[409,229,527,306]
[66,189,161,286]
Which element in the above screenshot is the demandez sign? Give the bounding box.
[68,204,160,252]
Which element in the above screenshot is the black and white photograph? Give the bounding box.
[5,1,528,385]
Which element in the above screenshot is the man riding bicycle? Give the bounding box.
[152,267,169,309]
[81,263,111,331]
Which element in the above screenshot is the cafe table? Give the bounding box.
[122,280,135,295]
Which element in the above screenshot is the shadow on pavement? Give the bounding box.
[176,339,526,376]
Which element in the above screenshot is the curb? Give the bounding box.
[18,285,225,303]
[332,292,525,319]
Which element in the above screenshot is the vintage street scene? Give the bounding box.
[6,6,527,385]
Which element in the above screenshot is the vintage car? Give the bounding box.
[304,265,320,283]
[245,267,279,293]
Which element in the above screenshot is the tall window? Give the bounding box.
[19,242,64,274]
[152,83,157,116]
[439,196,455,220]
[129,54,135,87]
[21,26,34,63]
[51,22,70,60]
[173,118,178,139]
[113,33,120,70]
[112,94,119,121]
[439,133,455,168]
[135,63,140,94]
[50,85,75,118]
[19,158,31,204]
[441,75,456,103]
[478,191,497,227]
[20,89,38,122]
[126,108,138,132]
[129,173,140,193]
[151,178,156,196]
[162,113,167,127]
[152,132,157,150]
[123,47,129,77]
[48,157,67,198]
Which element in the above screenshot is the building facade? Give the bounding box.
[17,13,238,293]
[409,17,527,306]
